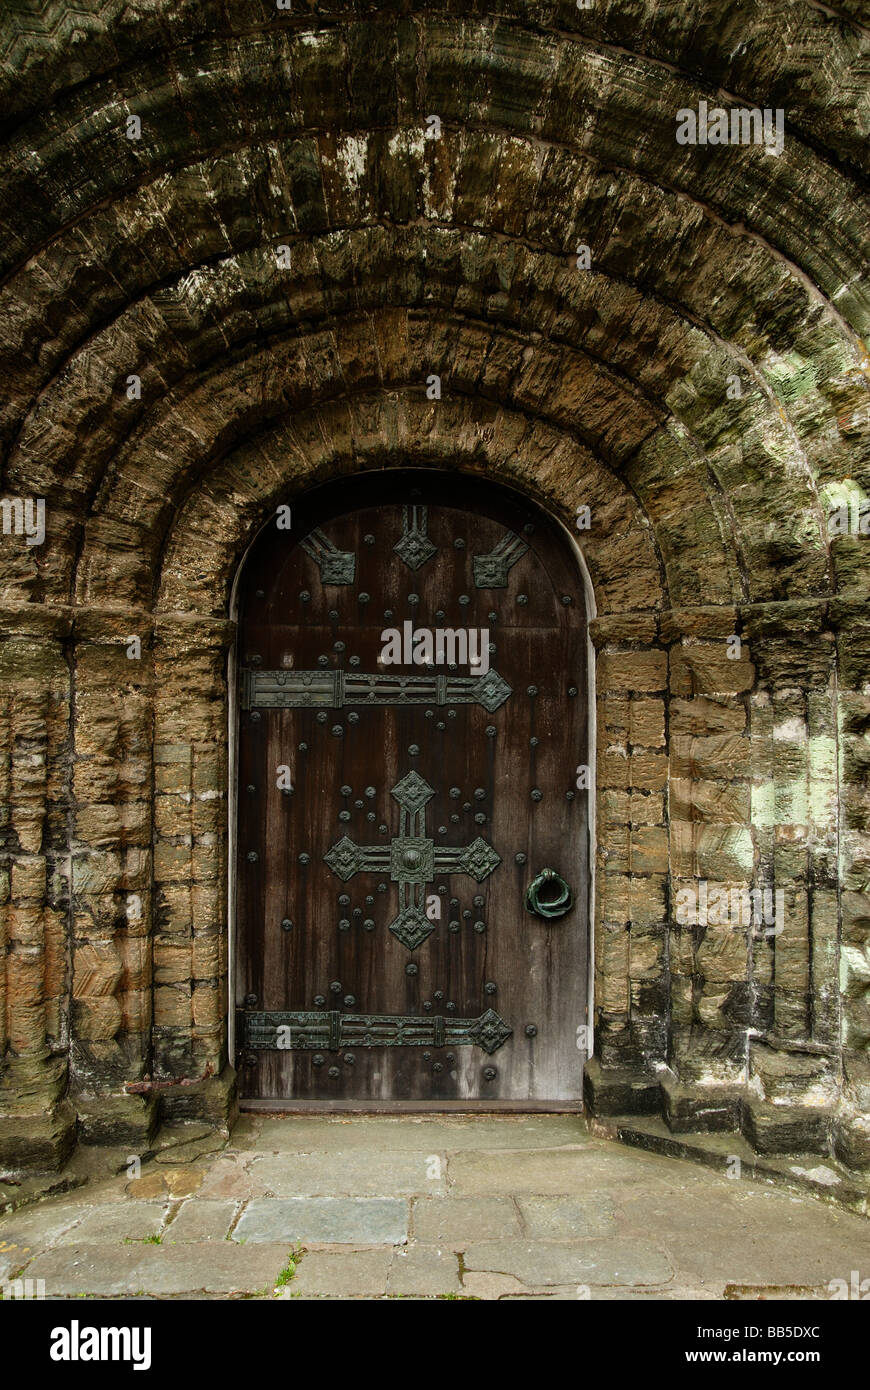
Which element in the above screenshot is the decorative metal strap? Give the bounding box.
[243,1006,512,1055]
[241,667,511,713]
[473,531,529,587]
[299,528,356,585]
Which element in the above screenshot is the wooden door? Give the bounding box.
[234,472,589,1104]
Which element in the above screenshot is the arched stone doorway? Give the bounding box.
[230,469,593,1106]
[0,4,867,1191]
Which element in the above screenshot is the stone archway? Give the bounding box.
[0,4,867,1185]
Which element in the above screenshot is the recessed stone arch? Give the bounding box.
[0,0,868,1191]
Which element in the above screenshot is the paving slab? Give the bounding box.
[153,1134,226,1165]
[463,1239,674,1287]
[659,1225,870,1290]
[723,1284,831,1300]
[446,1142,730,1195]
[126,1167,205,1200]
[0,1249,24,1281]
[194,1156,259,1201]
[157,1167,206,1199]
[0,1200,82,1257]
[517,1195,618,1238]
[290,1249,393,1297]
[248,1115,589,1154]
[500,1286,720,1301]
[461,1270,532,1298]
[615,1186,870,1288]
[411,1195,521,1245]
[500,1288,591,1300]
[23,1242,295,1297]
[251,1149,446,1197]
[164,1200,239,1243]
[55,1200,168,1245]
[226,1115,261,1148]
[388,1247,464,1297]
[233,1197,408,1245]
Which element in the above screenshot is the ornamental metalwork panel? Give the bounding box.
[243,1006,512,1055]
[241,667,512,713]
[473,531,529,587]
[323,768,501,949]
[299,527,356,584]
[394,505,437,571]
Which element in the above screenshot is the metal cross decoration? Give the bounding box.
[324,769,501,949]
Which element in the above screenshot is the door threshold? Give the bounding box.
[240,1099,585,1114]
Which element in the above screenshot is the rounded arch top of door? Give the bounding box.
[233,469,591,1108]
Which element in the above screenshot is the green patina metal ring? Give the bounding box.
[525,867,574,919]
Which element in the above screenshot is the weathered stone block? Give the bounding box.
[629,750,668,791]
[629,791,664,825]
[670,822,754,879]
[598,927,629,1012]
[669,777,750,825]
[154,944,193,986]
[121,987,152,1035]
[661,1074,742,1134]
[742,1101,832,1157]
[600,873,630,922]
[697,990,731,1027]
[670,975,694,1024]
[602,822,629,867]
[696,927,748,984]
[833,1112,870,1171]
[659,607,738,643]
[10,857,46,899]
[76,1092,158,1148]
[629,874,667,925]
[629,698,665,747]
[583,1058,661,1116]
[600,748,630,788]
[73,942,123,999]
[597,696,630,735]
[670,698,747,737]
[598,651,667,693]
[629,827,669,873]
[601,788,629,823]
[670,1025,746,1083]
[192,980,220,1027]
[4,902,43,945]
[161,1065,238,1131]
[153,984,192,1028]
[628,928,664,981]
[670,648,755,698]
[670,731,751,779]
[191,933,221,979]
[0,1101,76,1172]
[749,1042,837,1107]
[72,995,122,1042]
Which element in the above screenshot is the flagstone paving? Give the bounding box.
[1,1114,869,1300]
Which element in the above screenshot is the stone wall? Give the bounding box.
[0,1,867,1178]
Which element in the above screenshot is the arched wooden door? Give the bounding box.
[234,472,589,1105]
